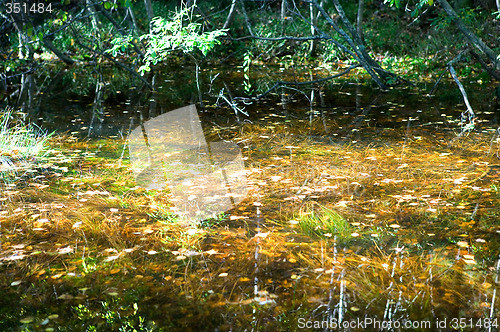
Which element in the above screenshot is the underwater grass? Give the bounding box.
[293,204,352,240]
[1,111,499,330]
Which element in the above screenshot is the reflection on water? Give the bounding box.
[129,104,248,222]
[0,65,499,331]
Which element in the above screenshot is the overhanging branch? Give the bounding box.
[71,27,152,90]
[237,64,360,101]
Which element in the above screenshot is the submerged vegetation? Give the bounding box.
[290,204,352,241]
[0,97,499,329]
[0,0,498,330]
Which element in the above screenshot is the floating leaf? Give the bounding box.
[230,215,248,220]
[58,294,73,300]
[20,317,34,324]
[57,247,73,254]
[105,255,121,262]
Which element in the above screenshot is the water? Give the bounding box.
[0,63,499,331]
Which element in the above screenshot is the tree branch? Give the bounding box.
[448,64,475,119]
[91,0,144,57]
[225,35,328,41]
[238,64,360,100]
[308,0,389,90]
[436,0,500,72]
[41,38,75,65]
[71,28,152,90]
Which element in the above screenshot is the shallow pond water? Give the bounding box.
[0,63,499,331]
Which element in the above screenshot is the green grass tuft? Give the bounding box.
[0,107,52,178]
[296,205,352,240]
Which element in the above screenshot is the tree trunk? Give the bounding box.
[356,0,365,45]
[144,0,154,25]
[436,0,500,71]
[223,0,238,29]
[331,0,372,66]
[281,0,287,21]
[240,0,254,36]
[87,0,100,30]
[128,7,141,34]
[9,10,32,60]
[309,1,316,55]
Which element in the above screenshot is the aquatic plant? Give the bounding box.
[73,301,155,331]
[295,204,352,240]
[0,107,52,179]
[147,202,179,223]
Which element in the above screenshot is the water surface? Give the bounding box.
[0,63,499,331]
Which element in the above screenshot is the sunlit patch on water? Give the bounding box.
[128,104,248,224]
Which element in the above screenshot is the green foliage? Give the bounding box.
[74,301,154,332]
[384,0,434,10]
[430,7,485,30]
[199,212,226,228]
[107,6,227,73]
[110,7,227,74]
[147,203,179,223]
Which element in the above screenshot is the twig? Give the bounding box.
[239,0,254,37]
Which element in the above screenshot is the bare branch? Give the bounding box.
[225,35,328,41]
[448,64,475,119]
[238,64,360,101]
